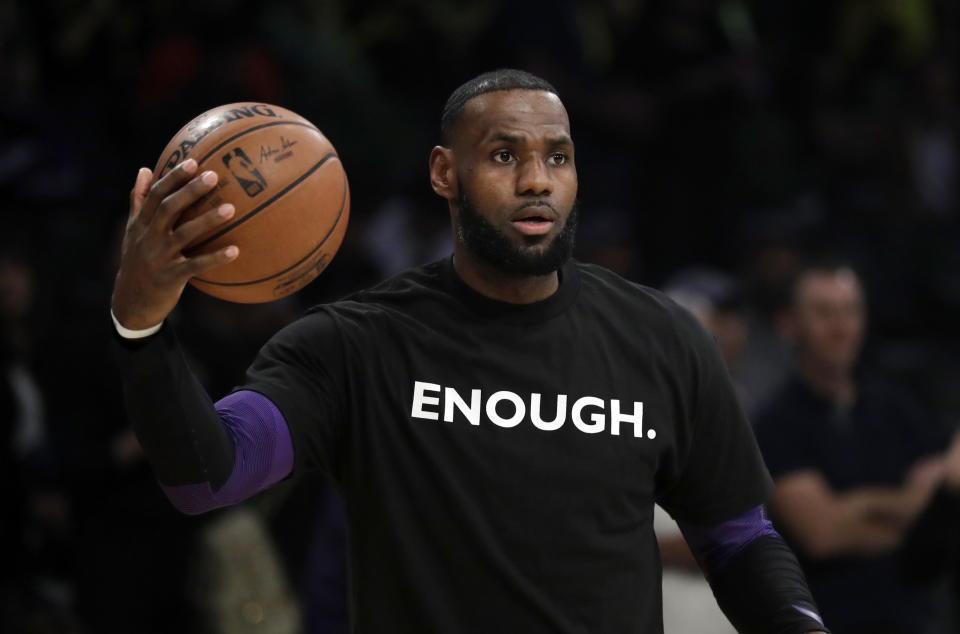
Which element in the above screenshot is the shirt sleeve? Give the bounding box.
[656,307,774,524]
[238,308,348,480]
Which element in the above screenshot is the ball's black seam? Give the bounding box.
[190,151,338,250]
[197,120,320,165]
[192,167,348,287]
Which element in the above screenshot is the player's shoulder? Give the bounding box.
[304,258,450,322]
[574,260,704,336]
[352,259,448,300]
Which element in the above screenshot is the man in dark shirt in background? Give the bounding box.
[754,259,946,634]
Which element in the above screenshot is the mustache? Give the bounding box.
[514,200,557,216]
[517,200,555,210]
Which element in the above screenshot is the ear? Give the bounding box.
[429,146,457,201]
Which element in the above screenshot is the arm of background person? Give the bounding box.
[679,505,829,634]
[658,534,700,570]
[768,470,937,558]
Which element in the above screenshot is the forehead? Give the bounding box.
[457,89,570,145]
[796,269,863,303]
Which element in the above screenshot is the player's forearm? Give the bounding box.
[708,536,828,634]
[680,507,829,634]
[113,323,294,514]
[114,323,234,486]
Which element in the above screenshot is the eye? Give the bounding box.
[493,150,514,163]
[549,153,567,166]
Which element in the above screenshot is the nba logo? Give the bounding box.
[223,148,267,197]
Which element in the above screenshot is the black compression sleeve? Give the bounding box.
[706,535,829,634]
[112,322,234,488]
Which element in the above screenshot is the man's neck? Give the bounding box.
[797,357,856,408]
[452,246,559,304]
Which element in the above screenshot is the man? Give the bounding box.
[753,260,945,634]
[111,69,827,633]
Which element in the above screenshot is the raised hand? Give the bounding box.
[111,159,238,330]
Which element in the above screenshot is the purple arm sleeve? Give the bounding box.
[678,505,781,572]
[161,390,294,515]
[680,506,828,631]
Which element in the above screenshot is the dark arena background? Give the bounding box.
[3,1,960,633]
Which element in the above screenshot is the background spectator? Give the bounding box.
[753,260,948,634]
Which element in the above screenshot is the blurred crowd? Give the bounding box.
[3,0,960,632]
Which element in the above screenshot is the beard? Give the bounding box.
[454,189,578,277]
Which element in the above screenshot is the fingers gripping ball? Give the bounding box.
[154,103,350,303]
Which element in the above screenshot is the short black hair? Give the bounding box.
[789,254,862,305]
[440,69,559,145]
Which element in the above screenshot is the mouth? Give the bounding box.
[510,204,557,236]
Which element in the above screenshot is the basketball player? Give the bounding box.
[111,70,828,633]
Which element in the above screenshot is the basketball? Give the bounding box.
[152,102,350,303]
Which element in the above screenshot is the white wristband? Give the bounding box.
[111,309,163,339]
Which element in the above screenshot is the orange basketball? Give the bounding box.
[153,102,349,303]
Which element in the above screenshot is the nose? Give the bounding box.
[516,156,551,197]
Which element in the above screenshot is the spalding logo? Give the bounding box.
[157,104,280,178]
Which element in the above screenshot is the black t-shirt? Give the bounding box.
[754,375,943,632]
[241,257,773,633]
